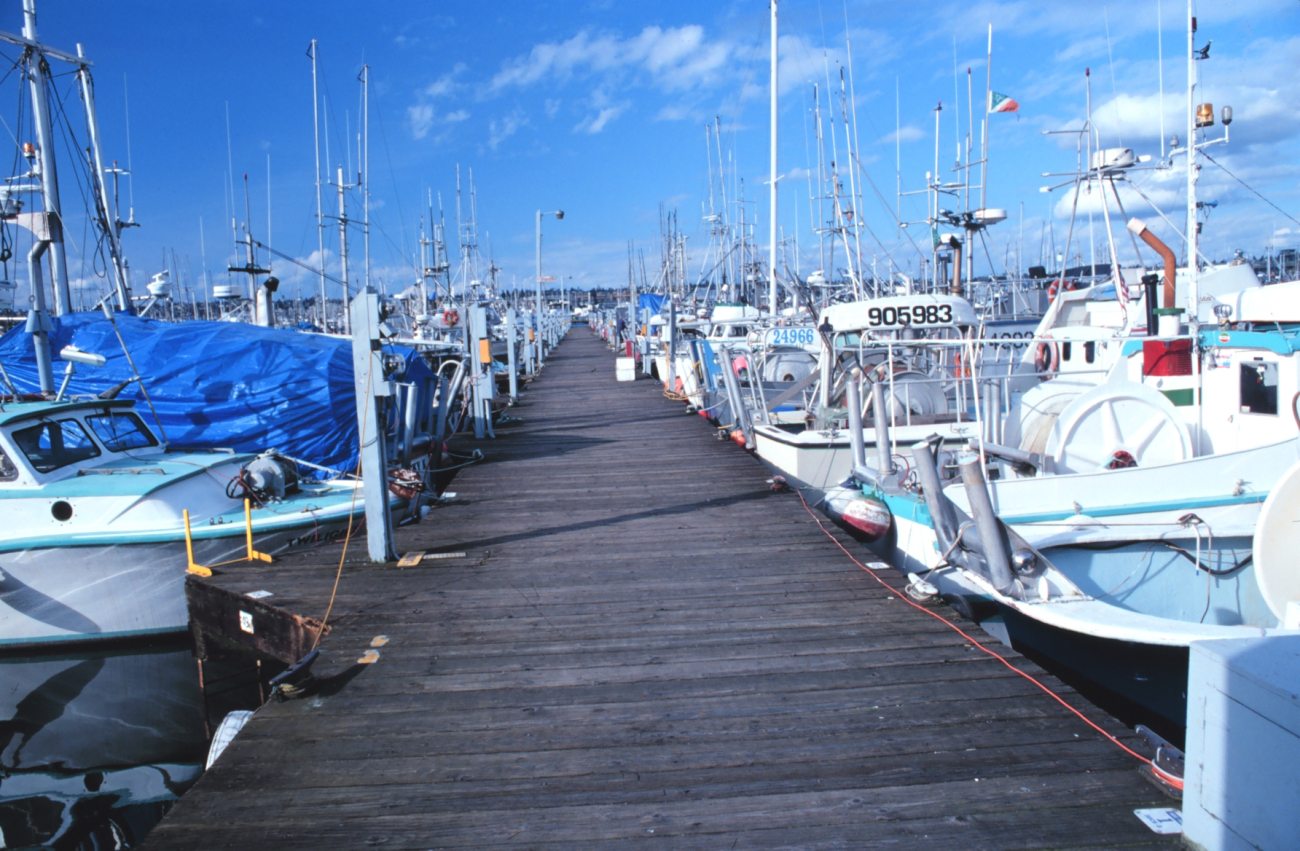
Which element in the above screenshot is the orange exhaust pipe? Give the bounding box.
[1126,218,1176,309]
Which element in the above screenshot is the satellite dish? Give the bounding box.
[1253,459,1300,622]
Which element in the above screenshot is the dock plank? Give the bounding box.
[145,331,1176,850]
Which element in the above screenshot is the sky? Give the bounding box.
[1,0,1298,308]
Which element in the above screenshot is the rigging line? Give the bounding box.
[1200,151,1300,228]
[790,487,1148,765]
[368,81,410,266]
[851,152,927,262]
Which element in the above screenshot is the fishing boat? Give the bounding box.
[0,392,372,649]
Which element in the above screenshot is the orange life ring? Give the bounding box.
[1047,279,1073,300]
[443,309,460,326]
[1034,341,1060,377]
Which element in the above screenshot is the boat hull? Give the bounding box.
[0,516,356,650]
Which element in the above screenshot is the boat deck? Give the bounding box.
[145,331,1177,850]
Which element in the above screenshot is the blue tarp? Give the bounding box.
[638,294,667,316]
[0,313,435,475]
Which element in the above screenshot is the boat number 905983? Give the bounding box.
[867,304,953,327]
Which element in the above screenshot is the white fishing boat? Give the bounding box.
[0,393,374,649]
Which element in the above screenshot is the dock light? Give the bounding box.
[555,210,564,220]
[1221,105,1233,126]
[59,346,106,367]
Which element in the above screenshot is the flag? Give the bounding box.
[988,91,1019,113]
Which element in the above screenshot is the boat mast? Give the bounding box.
[768,0,778,316]
[309,40,327,326]
[21,0,70,315]
[361,65,371,295]
[1185,0,1199,314]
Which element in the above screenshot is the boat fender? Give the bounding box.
[389,468,424,500]
[1033,341,1060,377]
[729,428,748,448]
[840,493,892,542]
[732,355,749,377]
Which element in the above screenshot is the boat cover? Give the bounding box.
[0,312,437,476]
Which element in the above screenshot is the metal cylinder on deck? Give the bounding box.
[871,379,894,477]
[846,371,865,472]
[957,452,1014,593]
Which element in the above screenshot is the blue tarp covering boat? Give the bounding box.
[0,312,435,475]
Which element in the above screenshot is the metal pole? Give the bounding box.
[846,369,865,472]
[958,452,1013,593]
[535,209,542,349]
[74,46,129,311]
[768,0,779,317]
[871,378,895,476]
[506,307,518,402]
[361,65,371,295]
[337,166,349,333]
[310,41,327,327]
[22,0,69,315]
[27,239,53,393]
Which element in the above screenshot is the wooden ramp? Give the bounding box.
[145,331,1177,850]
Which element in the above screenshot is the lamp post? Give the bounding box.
[536,209,563,361]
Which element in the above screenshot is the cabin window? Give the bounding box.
[0,447,16,482]
[85,412,158,451]
[12,419,102,473]
[1240,360,1278,415]
[1084,341,1096,364]
[1061,342,1073,361]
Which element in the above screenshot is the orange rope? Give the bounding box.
[792,488,1149,765]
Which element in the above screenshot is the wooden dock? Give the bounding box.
[145,331,1178,850]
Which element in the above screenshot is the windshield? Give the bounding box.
[85,411,158,451]
[12,419,101,473]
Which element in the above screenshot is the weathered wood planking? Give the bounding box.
[145,331,1176,850]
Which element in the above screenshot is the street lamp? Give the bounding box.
[536,209,564,312]
[536,209,563,361]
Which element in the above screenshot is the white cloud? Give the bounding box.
[488,109,528,150]
[879,125,925,145]
[489,26,735,94]
[575,104,627,134]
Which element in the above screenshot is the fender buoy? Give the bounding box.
[388,469,424,500]
[953,351,970,378]
[840,494,892,542]
[732,356,749,377]
[730,429,748,448]
[443,309,460,326]
[1034,341,1060,377]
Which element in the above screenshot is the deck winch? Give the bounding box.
[236,453,301,502]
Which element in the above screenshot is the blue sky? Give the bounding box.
[2,0,1298,306]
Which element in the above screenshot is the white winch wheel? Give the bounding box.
[1045,381,1192,474]
[1253,459,1300,622]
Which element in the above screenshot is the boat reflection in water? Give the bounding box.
[0,641,208,848]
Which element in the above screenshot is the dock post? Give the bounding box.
[845,369,866,472]
[666,300,677,392]
[506,308,519,402]
[469,305,489,439]
[350,291,397,563]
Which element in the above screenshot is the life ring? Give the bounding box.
[1034,341,1060,377]
[443,309,460,326]
[1047,279,1073,300]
